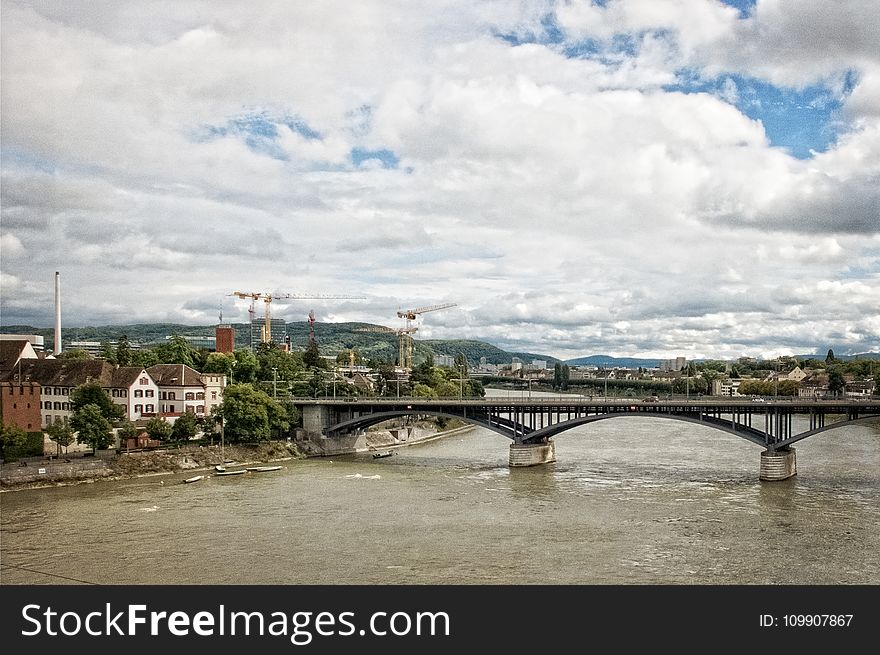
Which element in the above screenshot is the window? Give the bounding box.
[145,404,154,413]
[112,389,118,397]
[140,377,149,385]
[168,392,176,400]
[196,393,205,400]
[211,391,217,400]
[62,402,70,411]
[145,389,154,397]
[168,404,175,413]
[44,415,51,426]
[160,391,167,400]
[135,404,143,414]
[185,392,195,401]
[54,402,62,410]
[196,405,205,414]
[135,390,144,398]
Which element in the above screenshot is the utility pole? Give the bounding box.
[272,367,278,400]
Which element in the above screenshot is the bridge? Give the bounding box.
[292,397,880,480]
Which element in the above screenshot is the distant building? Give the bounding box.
[0,339,40,373]
[146,364,226,420]
[251,318,287,350]
[0,359,160,428]
[0,381,42,433]
[435,354,455,367]
[0,334,46,351]
[659,357,687,372]
[530,360,547,370]
[215,326,236,353]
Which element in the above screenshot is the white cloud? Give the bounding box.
[1,0,878,358]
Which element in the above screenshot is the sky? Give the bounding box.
[1,0,878,361]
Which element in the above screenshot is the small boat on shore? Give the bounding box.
[246,466,282,472]
[183,475,204,484]
[372,451,395,459]
[214,469,246,476]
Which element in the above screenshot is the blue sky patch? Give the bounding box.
[351,147,400,169]
[667,72,855,159]
[718,0,756,18]
[194,110,321,161]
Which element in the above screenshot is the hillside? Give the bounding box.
[0,322,558,366]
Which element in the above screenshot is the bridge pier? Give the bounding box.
[509,440,556,467]
[759,448,797,481]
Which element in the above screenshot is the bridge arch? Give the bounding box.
[326,409,515,440]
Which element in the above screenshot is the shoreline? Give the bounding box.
[0,423,474,493]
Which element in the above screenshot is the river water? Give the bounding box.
[1,403,878,585]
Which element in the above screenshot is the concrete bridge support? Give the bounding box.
[302,405,332,439]
[509,440,556,467]
[760,448,797,481]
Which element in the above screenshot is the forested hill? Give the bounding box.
[0,322,560,366]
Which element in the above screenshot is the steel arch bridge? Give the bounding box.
[295,397,880,452]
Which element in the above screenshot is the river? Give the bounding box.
[1,399,878,585]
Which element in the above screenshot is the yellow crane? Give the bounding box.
[356,302,456,369]
[230,291,365,345]
[354,324,419,370]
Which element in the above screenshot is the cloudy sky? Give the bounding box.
[2,0,878,360]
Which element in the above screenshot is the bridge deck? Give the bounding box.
[292,397,880,450]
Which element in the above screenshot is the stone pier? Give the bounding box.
[509,440,556,467]
[760,447,797,481]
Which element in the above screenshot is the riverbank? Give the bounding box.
[0,441,302,492]
[0,421,474,492]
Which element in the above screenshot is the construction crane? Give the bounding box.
[230,291,365,346]
[356,302,456,369]
[397,302,457,327]
[354,324,419,369]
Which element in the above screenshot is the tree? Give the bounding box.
[828,370,845,397]
[117,420,138,448]
[215,383,289,442]
[303,340,322,369]
[100,342,117,364]
[46,421,76,455]
[826,349,835,363]
[553,363,563,390]
[70,383,125,422]
[70,404,113,451]
[154,335,196,367]
[170,413,198,442]
[145,417,172,442]
[0,422,28,461]
[116,335,133,367]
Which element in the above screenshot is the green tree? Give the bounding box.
[70,404,113,451]
[116,335,133,367]
[826,349,835,363]
[828,370,845,396]
[553,362,563,390]
[0,422,28,461]
[154,335,196,367]
[46,421,76,455]
[145,417,172,442]
[130,349,160,368]
[303,340,322,369]
[216,383,289,442]
[117,420,138,448]
[170,413,198,442]
[100,342,117,364]
[70,383,125,422]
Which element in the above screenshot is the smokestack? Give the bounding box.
[54,271,62,355]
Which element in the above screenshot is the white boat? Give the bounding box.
[214,469,246,476]
[246,466,282,472]
[183,475,204,484]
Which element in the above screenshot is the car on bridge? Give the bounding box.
[642,396,659,403]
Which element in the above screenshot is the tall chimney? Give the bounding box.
[54,271,62,355]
